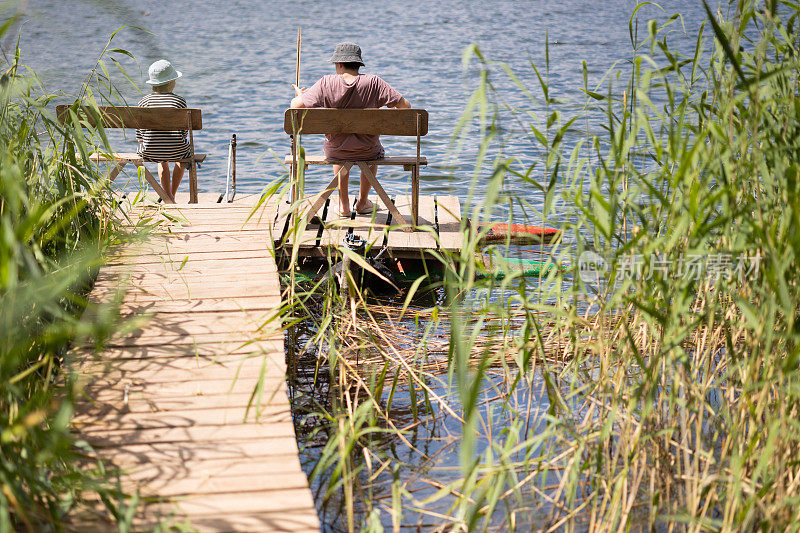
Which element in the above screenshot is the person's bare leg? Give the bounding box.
[158,162,173,201]
[171,163,186,199]
[334,164,351,215]
[354,164,376,213]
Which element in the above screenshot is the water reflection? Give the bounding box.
[285,281,577,530]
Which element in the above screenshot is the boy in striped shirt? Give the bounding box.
[137,60,191,202]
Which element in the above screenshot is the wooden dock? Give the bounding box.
[278,193,463,258]
[69,190,464,531]
[69,193,319,531]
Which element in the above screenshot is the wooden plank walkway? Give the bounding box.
[69,193,320,532]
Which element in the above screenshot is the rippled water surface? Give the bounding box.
[19,0,708,210]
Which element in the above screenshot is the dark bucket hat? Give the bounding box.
[329,42,365,66]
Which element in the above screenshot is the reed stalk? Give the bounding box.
[279,1,800,530]
[0,21,153,529]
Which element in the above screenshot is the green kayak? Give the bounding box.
[477,256,556,279]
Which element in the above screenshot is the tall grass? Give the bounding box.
[0,23,145,530]
[283,0,800,530]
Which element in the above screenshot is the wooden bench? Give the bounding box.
[284,108,428,229]
[56,105,206,203]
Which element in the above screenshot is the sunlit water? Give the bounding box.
[20,0,708,220]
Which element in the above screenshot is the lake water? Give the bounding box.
[17,0,709,217]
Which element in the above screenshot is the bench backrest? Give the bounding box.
[284,108,428,136]
[56,105,203,131]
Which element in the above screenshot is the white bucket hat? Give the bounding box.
[146,59,182,86]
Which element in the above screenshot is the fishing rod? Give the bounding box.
[296,27,301,88]
[288,27,302,208]
[226,27,303,206]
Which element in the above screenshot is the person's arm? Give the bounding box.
[290,84,307,108]
[388,97,411,109]
[377,78,409,108]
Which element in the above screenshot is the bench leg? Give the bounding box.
[411,165,419,227]
[305,163,352,218]
[357,162,410,231]
[134,161,174,204]
[188,160,198,203]
[290,163,296,204]
[108,160,128,182]
[290,163,309,205]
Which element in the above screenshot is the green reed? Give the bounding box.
[0,22,149,530]
[279,1,800,530]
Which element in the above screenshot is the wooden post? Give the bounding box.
[290,134,297,204]
[292,29,302,206]
[187,110,198,203]
[412,113,421,227]
[295,115,304,204]
[289,111,304,205]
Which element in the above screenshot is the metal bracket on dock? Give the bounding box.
[225,134,237,203]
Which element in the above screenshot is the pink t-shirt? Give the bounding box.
[301,74,403,160]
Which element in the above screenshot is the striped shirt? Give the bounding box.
[136,93,192,161]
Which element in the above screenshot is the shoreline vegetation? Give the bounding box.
[1,0,799,530]
[0,22,154,530]
[284,1,800,531]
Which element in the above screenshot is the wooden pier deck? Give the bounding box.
[279,193,463,258]
[69,190,464,530]
[69,193,319,532]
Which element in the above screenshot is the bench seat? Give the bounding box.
[91,152,208,164]
[284,154,426,168]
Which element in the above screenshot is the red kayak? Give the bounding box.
[477,223,561,245]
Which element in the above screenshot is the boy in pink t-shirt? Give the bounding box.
[291,42,410,216]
